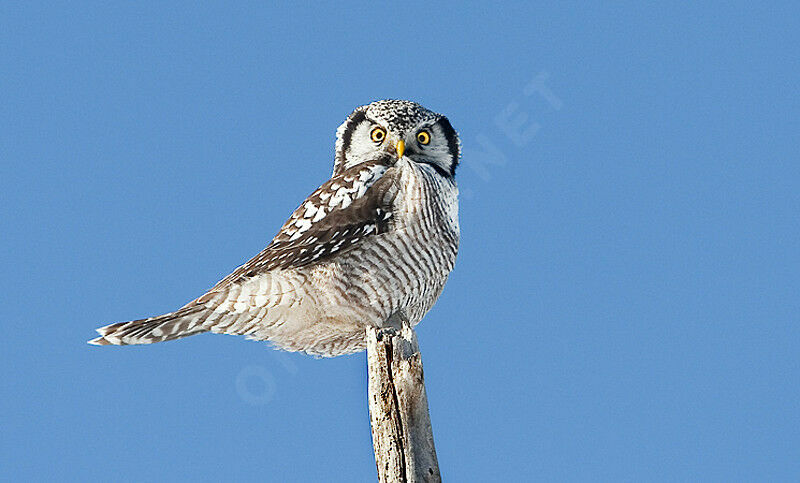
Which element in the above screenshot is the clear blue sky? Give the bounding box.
[2,2,798,481]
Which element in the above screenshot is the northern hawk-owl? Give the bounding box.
[90,100,460,356]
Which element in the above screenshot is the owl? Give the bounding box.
[90,100,460,357]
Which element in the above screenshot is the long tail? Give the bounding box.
[88,305,210,346]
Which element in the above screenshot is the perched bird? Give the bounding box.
[90,100,460,357]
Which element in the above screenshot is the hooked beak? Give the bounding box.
[395,140,405,159]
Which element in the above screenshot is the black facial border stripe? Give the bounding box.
[436,116,460,175]
[421,160,451,178]
[338,109,368,160]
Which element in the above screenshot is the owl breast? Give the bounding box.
[279,160,459,356]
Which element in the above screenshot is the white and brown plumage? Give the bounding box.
[90,100,460,357]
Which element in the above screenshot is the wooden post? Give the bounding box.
[366,324,441,483]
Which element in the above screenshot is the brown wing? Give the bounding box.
[210,158,401,290]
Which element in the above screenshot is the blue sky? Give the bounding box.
[2,2,798,481]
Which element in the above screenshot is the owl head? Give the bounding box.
[333,100,461,178]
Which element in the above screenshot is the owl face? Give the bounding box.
[334,100,460,178]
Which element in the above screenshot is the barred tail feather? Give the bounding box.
[88,305,210,346]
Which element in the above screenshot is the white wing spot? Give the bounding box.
[312,208,326,222]
[303,201,318,218]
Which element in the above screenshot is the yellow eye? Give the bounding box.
[417,130,431,145]
[370,127,386,143]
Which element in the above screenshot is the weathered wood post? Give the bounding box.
[366,324,441,483]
